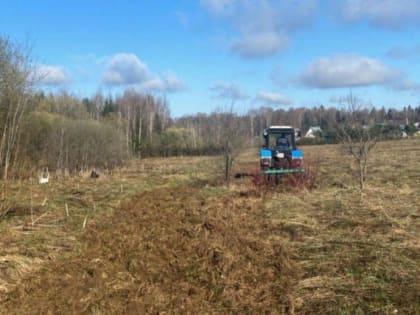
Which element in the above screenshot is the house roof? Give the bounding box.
[269,125,293,129]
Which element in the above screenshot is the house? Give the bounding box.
[305,126,322,138]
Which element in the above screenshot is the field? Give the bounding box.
[0,139,419,314]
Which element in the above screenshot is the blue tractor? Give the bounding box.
[260,126,304,183]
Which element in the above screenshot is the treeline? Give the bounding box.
[176,104,420,146]
[28,91,420,156]
[3,88,420,179]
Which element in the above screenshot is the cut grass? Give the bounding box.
[1,185,299,314]
[0,138,419,314]
[0,156,220,297]
[259,139,420,314]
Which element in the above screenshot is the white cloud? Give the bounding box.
[36,64,70,85]
[231,31,289,58]
[297,54,420,93]
[140,72,185,92]
[102,53,184,92]
[299,54,399,88]
[201,0,318,58]
[334,0,420,28]
[102,53,149,85]
[209,82,248,100]
[256,91,292,106]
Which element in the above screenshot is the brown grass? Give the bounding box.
[262,139,420,314]
[1,185,299,314]
[0,139,419,314]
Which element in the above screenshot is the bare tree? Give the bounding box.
[335,93,379,189]
[213,106,247,185]
[0,37,34,179]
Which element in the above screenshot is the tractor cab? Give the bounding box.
[264,126,296,152]
[260,126,304,174]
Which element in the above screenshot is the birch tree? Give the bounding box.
[0,37,34,179]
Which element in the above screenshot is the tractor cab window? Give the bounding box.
[268,133,293,151]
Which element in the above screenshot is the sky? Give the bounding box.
[1,0,420,117]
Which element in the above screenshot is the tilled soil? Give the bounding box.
[1,185,299,314]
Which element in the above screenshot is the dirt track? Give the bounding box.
[1,184,298,314]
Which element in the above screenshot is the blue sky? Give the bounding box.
[1,0,420,116]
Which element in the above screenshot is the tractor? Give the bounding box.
[260,126,304,184]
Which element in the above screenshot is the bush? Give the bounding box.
[15,111,126,176]
[283,156,319,191]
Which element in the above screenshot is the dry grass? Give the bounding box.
[2,186,299,314]
[0,156,219,295]
[0,139,419,314]
[261,139,420,314]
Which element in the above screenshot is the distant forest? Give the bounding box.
[1,36,420,179]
